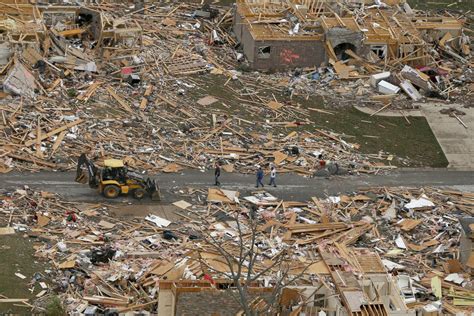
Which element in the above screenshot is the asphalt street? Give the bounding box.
[0,169,473,203]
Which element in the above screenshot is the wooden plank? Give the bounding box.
[140,85,153,110]
[287,222,348,233]
[24,119,83,147]
[117,299,159,313]
[314,129,340,142]
[283,212,297,241]
[50,130,66,157]
[140,98,148,110]
[36,117,43,158]
[77,81,102,101]
[58,28,85,37]
[156,94,177,107]
[397,218,422,231]
[0,299,29,303]
[7,153,58,168]
[325,40,337,61]
[0,227,15,235]
[83,296,129,306]
[106,86,134,113]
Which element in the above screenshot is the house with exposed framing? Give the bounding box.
[233,0,465,71]
[0,0,142,57]
[156,248,415,315]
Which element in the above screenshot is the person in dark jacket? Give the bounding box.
[256,166,264,188]
[214,162,221,186]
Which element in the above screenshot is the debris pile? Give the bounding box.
[1,186,473,314]
[1,0,471,173]
[234,0,473,110]
[0,1,389,175]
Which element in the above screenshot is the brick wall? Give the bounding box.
[251,39,327,71]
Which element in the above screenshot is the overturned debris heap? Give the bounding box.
[1,186,473,314]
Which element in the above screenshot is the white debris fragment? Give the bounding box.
[145,214,171,227]
[405,195,435,209]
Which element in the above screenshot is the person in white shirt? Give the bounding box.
[269,166,277,187]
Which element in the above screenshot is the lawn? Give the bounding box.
[297,100,449,168]
[189,74,448,168]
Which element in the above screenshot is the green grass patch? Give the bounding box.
[297,101,449,167]
[188,74,448,167]
[408,0,471,11]
[45,296,66,316]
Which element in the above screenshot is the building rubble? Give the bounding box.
[0,0,472,314]
[0,0,471,174]
[0,186,473,314]
[0,1,376,176]
[234,0,473,110]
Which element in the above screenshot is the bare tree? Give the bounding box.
[188,202,312,315]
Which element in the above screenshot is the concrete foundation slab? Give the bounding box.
[420,103,474,169]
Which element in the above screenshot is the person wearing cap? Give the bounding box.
[269,166,277,187]
[256,166,264,188]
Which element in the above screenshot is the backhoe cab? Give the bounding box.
[75,154,160,200]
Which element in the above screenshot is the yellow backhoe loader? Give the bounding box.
[75,154,160,200]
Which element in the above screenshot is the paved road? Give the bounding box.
[1,170,473,203]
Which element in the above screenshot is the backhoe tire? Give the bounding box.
[103,185,120,199]
[133,188,146,200]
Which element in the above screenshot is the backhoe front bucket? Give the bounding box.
[151,190,161,201]
[147,179,161,201]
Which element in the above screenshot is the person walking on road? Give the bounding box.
[214,162,221,186]
[269,166,277,187]
[256,166,264,188]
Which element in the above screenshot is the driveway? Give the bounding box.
[420,102,474,169]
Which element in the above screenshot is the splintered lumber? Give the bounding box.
[0,299,29,303]
[24,119,83,147]
[50,131,67,156]
[83,296,129,306]
[77,81,102,101]
[286,222,349,233]
[106,86,134,113]
[7,153,59,168]
[397,218,422,231]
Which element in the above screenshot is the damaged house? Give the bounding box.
[233,0,466,71]
[156,247,414,316]
[0,0,142,98]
